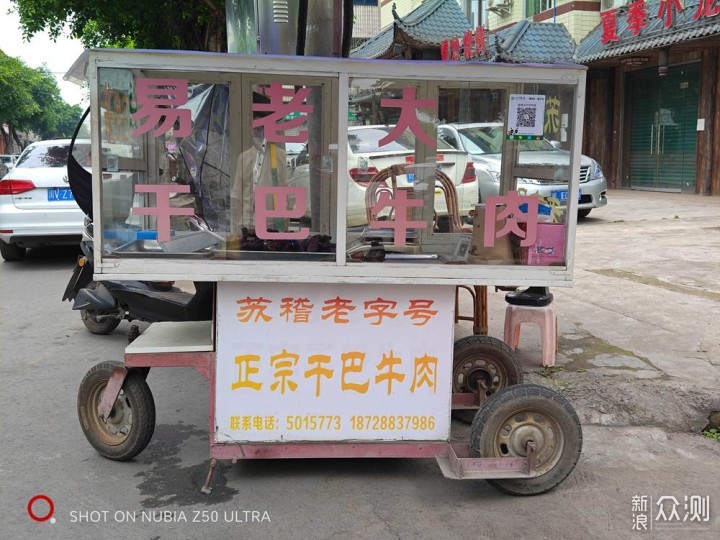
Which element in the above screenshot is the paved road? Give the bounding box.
[1,191,719,539]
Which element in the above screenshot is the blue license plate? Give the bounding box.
[48,188,75,201]
[550,189,581,202]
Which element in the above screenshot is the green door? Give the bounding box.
[628,64,699,192]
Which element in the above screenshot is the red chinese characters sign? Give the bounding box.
[440,26,487,61]
[131,77,445,246]
[601,0,719,45]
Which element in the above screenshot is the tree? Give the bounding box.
[0,51,82,147]
[48,101,84,140]
[12,0,227,52]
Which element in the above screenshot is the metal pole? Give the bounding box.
[305,0,338,228]
[305,0,336,57]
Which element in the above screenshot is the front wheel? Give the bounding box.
[578,209,592,219]
[77,361,155,461]
[470,384,582,496]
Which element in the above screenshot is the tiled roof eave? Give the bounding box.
[394,27,441,49]
[577,20,720,62]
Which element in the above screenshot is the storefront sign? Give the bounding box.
[601,0,719,45]
[620,57,650,66]
[440,26,487,61]
[214,282,454,443]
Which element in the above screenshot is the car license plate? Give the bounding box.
[406,173,415,184]
[48,188,75,201]
[550,189,581,202]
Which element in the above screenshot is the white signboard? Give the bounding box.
[508,94,546,140]
[215,282,455,442]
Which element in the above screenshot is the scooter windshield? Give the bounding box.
[68,107,93,218]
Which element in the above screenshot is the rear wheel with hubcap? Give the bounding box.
[452,335,523,424]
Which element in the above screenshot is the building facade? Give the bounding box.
[487,0,602,43]
[577,1,720,195]
[358,0,720,196]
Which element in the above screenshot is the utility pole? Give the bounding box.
[305,0,343,57]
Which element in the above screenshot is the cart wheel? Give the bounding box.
[77,361,155,461]
[452,335,523,424]
[470,384,582,496]
[80,282,122,335]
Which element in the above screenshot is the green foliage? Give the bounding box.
[0,52,80,140]
[703,428,720,442]
[0,52,41,130]
[12,0,227,52]
[49,102,84,139]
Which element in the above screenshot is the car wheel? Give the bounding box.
[578,209,591,219]
[0,240,26,261]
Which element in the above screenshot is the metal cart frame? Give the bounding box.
[72,49,586,496]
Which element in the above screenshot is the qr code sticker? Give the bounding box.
[516,107,536,128]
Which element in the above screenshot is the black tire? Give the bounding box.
[0,240,26,261]
[578,209,592,219]
[470,384,582,496]
[452,335,523,424]
[80,282,122,334]
[77,361,155,461]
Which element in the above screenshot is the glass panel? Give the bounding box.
[485,82,576,267]
[94,59,582,274]
[347,78,464,262]
[97,69,335,261]
[97,67,149,253]
[226,79,335,260]
[438,83,576,267]
[98,70,232,258]
[343,80,576,267]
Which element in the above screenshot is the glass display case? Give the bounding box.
[73,49,586,286]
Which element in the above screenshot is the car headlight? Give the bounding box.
[593,161,604,179]
[486,168,500,182]
[519,177,542,185]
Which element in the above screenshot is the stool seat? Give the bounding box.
[505,286,553,307]
[503,302,557,367]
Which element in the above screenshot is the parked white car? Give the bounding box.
[0,140,88,261]
[0,154,20,176]
[438,123,608,218]
[290,125,478,228]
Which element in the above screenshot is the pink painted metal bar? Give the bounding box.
[210,441,451,460]
[448,443,529,473]
[124,351,215,380]
[98,366,128,419]
[451,392,484,407]
[437,443,533,480]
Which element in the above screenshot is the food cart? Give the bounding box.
[70,48,587,496]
